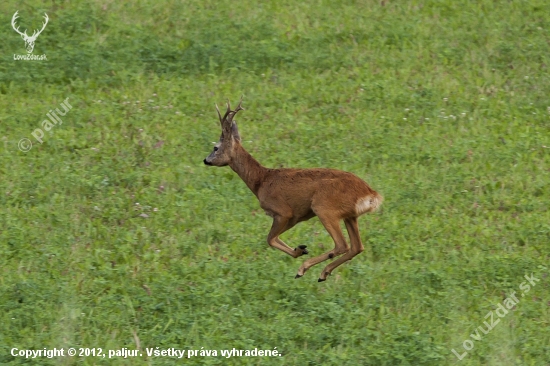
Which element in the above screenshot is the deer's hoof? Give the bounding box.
[318,278,326,282]
[295,245,308,255]
[295,274,302,279]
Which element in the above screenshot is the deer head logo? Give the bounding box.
[11,11,49,54]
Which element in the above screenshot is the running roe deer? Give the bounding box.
[203,98,382,281]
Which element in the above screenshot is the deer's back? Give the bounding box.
[258,168,381,220]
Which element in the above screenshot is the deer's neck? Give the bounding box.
[229,144,267,197]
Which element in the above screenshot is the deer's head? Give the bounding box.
[204,98,244,167]
[11,11,49,54]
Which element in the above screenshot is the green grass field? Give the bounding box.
[1,0,549,365]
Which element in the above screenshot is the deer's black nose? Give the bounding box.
[203,159,212,165]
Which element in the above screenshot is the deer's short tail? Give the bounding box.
[355,192,383,215]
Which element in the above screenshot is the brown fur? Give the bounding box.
[204,100,382,281]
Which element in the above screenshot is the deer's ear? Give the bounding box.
[231,121,241,142]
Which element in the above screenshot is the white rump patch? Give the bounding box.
[355,194,382,215]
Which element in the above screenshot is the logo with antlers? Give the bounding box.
[11,11,49,54]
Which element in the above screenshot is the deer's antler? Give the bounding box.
[215,103,223,128]
[11,11,28,37]
[30,13,49,39]
[11,12,48,40]
[216,96,245,131]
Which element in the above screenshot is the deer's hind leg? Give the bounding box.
[318,216,364,282]
[295,213,349,278]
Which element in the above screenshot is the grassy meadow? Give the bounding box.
[1,0,550,364]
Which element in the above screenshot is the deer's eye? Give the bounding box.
[214,146,219,152]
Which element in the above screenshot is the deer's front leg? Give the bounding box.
[267,216,308,258]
